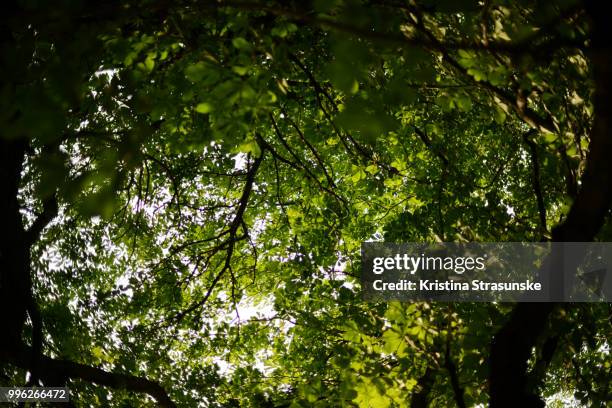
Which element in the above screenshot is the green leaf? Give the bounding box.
[236,139,262,157]
[365,164,379,174]
[467,67,487,82]
[195,102,213,113]
[455,93,473,112]
[232,65,249,76]
[494,106,507,124]
[185,62,207,82]
[232,37,251,50]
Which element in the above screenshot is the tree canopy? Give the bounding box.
[1,1,611,407]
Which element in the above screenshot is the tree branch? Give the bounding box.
[404,6,557,134]
[523,131,548,237]
[0,345,176,408]
[283,110,337,188]
[444,338,466,408]
[172,150,266,323]
[410,366,435,408]
[527,335,559,393]
[26,195,58,246]
[288,52,402,177]
[490,3,612,406]
[222,1,587,55]
[269,114,347,206]
[414,126,449,166]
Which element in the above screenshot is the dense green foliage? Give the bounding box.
[1,1,611,407]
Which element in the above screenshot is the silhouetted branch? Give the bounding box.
[444,338,467,408]
[1,345,177,408]
[172,150,266,323]
[523,131,548,237]
[411,367,435,408]
[490,3,612,406]
[223,1,587,55]
[26,195,58,246]
[414,126,449,166]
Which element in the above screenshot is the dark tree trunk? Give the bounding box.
[0,137,29,351]
[489,2,612,406]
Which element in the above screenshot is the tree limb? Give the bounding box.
[411,366,435,408]
[269,113,347,206]
[222,1,587,55]
[172,150,266,323]
[522,131,548,237]
[26,195,58,246]
[414,126,449,166]
[444,338,466,408]
[490,2,612,406]
[403,6,557,134]
[0,345,177,408]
